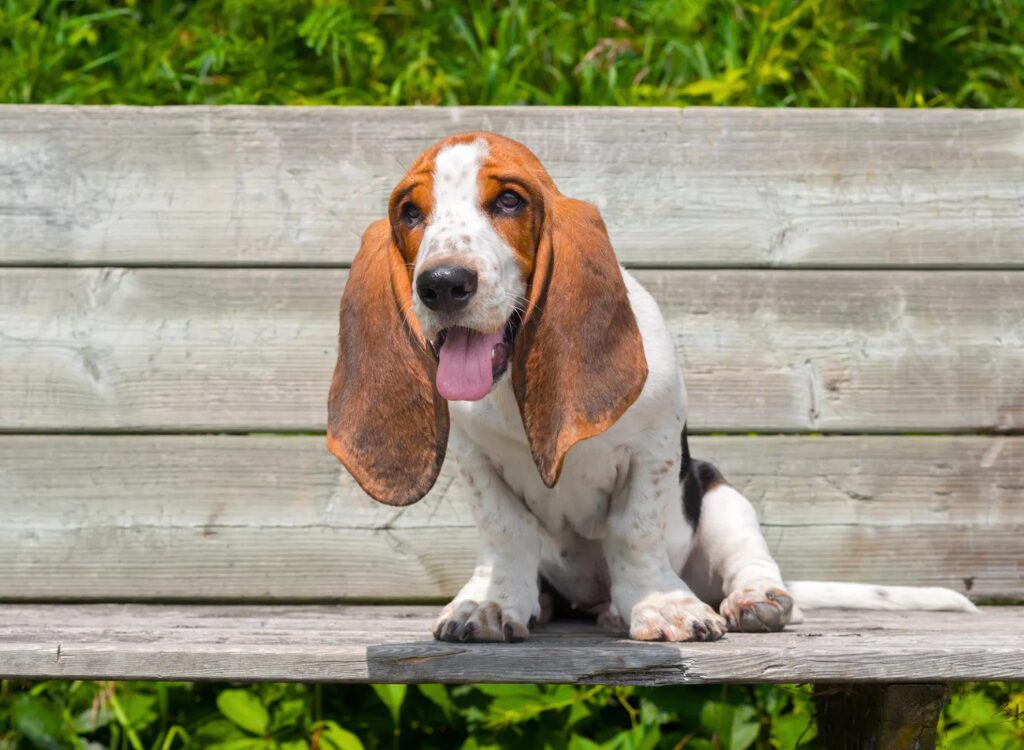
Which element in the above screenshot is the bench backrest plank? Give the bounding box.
[2,107,1022,268]
[2,269,1020,432]
[0,107,1020,603]
[1,435,1020,601]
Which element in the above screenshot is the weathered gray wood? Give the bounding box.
[815,684,949,750]
[2,269,1021,432]
[0,605,1020,684]
[1,435,1019,601]
[2,107,1022,268]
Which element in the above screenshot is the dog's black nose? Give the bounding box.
[416,265,478,313]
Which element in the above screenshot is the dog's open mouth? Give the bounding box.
[431,317,519,402]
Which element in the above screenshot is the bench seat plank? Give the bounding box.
[2,107,1022,268]
[2,268,1021,433]
[0,605,1020,684]
[1,435,1019,601]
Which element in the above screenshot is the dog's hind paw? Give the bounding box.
[720,583,794,633]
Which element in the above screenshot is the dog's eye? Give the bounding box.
[495,190,524,214]
[402,203,423,226]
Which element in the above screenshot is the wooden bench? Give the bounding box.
[1,106,1022,746]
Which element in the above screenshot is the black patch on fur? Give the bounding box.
[679,423,727,530]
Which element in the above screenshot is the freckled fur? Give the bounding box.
[329,132,979,644]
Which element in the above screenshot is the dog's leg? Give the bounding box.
[605,427,726,642]
[692,481,797,632]
[433,445,542,643]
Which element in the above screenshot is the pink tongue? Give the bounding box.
[437,327,505,401]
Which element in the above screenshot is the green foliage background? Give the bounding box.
[3,680,1022,750]
[1,0,1023,106]
[2,1,1023,748]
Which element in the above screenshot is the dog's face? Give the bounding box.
[388,135,551,401]
[328,132,647,505]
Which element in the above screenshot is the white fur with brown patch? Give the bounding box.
[412,142,977,644]
[412,140,525,340]
[437,270,734,641]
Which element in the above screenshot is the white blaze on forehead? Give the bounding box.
[412,137,524,338]
[413,139,490,275]
[432,140,487,211]
[429,139,488,231]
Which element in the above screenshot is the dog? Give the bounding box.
[327,132,978,642]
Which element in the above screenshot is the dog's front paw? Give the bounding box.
[720,584,794,633]
[629,591,726,642]
[432,600,535,643]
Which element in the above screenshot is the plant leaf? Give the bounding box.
[12,695,66,750]
[772,711,814,749]
[317,721,365,750]
[417,684,454,720]
[217,690,270,736]
[194,718,247,743]
[371,685,406,727]
[700,701,760,750]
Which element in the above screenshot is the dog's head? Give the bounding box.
[328,133,647,504]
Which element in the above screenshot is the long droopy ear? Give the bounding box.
[512,197,648,487]
[327,220,449,505]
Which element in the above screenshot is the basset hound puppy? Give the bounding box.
[328,133,977,642]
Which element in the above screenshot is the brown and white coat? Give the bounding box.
[328,133,977,643]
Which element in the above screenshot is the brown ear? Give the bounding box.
[327,219,449,505]
[512,197,648,487]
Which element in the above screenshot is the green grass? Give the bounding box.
[2,0,1022,106]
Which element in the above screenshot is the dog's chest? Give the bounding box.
[451,384,628,540]
[501,442,626,540]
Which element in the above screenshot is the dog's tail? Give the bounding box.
[680,424,979,616]
[784,580,979,613]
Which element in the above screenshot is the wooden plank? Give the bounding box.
[1,435,1019,601]
[815,684,948,750]
[0,604,1021,684]
[2,106,1023,268]
[1,269,1021,432]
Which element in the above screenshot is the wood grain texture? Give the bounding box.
[2,269,1021,432]
[1,435,1019,600]
[815,684,948,750]
[0,604,1020,684]
[2,106,1023,268]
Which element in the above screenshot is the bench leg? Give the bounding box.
[813,683,948,750]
